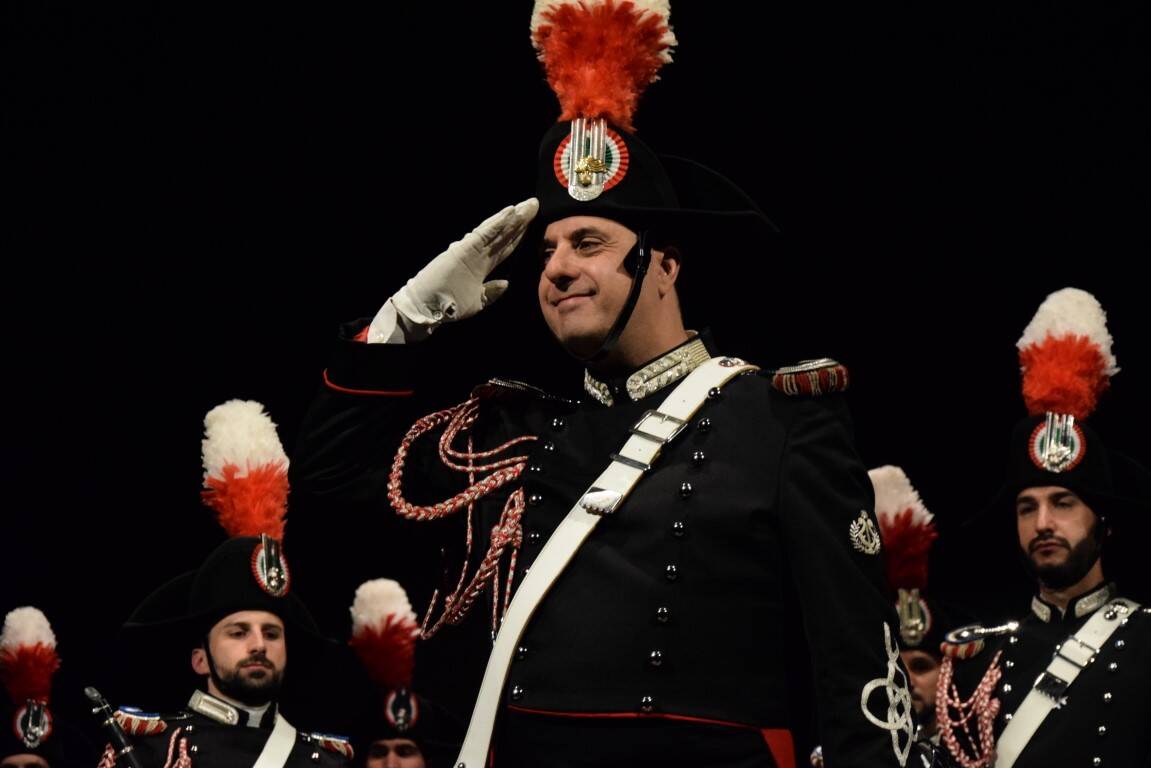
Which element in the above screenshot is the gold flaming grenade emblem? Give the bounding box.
[575,155,609,186]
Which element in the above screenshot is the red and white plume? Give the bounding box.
[531,0,677,131]
[1017,288,1118,421]
[201,400,289,540]
[349,579,420,691]
[869,465,938,591]
[0,607,60,705]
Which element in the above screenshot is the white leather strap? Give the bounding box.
[994,597,1140,767]
[453,357,757,767]
[252,713,297,768]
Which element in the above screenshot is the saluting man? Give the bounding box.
[295,3,922,766]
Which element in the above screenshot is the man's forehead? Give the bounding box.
[212,609,284,630]
[1016,485,1076,502]
[542,215,633,241]
[1,758,51,768]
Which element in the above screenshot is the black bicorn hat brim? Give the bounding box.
[974,415,1151,530]
[356,688,465,768]
[115,537,333,707]
[0,698,94,768]
[121,537,321,639]
[515,121,778,270]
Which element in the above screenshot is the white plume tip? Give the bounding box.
[1,607,56,650]
[868,465,933,526]
[1017,288,1118,376]
[202,400,289,482]
[350,579,418,634]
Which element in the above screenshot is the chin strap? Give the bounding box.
[202,636,220,685]
[582,230,650,363]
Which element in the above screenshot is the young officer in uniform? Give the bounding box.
[100,402,353,767]
[937,289,1151,768]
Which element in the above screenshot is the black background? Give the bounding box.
[4,0,1149,753]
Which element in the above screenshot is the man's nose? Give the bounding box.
[542,244,578,284]
[1034,503,1056,532]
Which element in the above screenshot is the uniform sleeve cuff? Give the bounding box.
[324,319,430,394]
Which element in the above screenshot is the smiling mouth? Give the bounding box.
[554,294,591,305]
[552,295,594,311]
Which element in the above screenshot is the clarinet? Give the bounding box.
[85,687,146,768]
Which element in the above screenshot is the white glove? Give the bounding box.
[368,199,539,344]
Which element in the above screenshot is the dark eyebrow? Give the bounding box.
[1051,491,1078,503]
[541,227,610,251]
[569,227,607,242]
[223,622,252,630]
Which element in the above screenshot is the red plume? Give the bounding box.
[1019,335,1111,420]
[350,617,418,691]
[1017,288,1117,420]
[1,608,60,704]
[879,509,939,591]
[201,463,288,540]
[349,579,419,691]
[0,645,59,704]
[869,465,938,591]
[201,400,290,540]
[532,0,675,131]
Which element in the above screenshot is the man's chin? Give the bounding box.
[238,669,278,691]
[552,329,607,360]
[215,669,282,706]
[1031,560,1084,590]
[1028,552,1068,572]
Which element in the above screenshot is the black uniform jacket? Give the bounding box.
[293,327,913,768]
[102,692,352,767]
[944,583,1151,768]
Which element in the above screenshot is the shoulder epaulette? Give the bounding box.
[113,707,168,736]
[302,731,355,760]
[770,358,849,396]
[940,621,1020,659]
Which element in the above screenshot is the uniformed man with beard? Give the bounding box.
[99,537,354,767]
[97,402,354,767]
[936,289,1151,768]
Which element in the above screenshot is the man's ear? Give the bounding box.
[653,247,682,297]
[191,646,209,676]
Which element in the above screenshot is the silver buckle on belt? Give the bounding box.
[630,410,688,445]
[609,452,651,472]
[1057,636,1098,669]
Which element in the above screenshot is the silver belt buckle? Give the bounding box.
[1058,636,1097,669]
[630,410,687,445]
